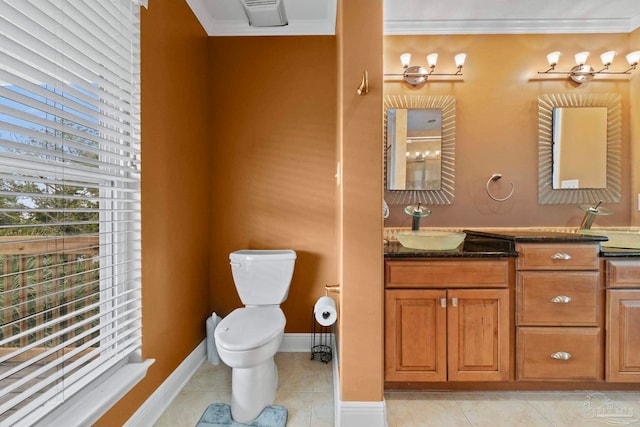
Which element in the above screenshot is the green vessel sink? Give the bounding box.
[396,231,466,251]
[579,229,640,249]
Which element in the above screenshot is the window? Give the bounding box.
[0,1,145,424]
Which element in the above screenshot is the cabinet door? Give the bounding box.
[385,289,447,382]
[447,289,510,381]
[607,290,640,382]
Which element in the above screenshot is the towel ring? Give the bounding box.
[486,173,514,202]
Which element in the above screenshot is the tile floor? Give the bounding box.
[156,352,640,427]
[154,352,334,427]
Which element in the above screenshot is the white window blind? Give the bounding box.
[0,1,143,425]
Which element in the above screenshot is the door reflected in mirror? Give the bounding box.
[387,108,442,190]
[552,107,607,189]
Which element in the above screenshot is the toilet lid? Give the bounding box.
[215,307,285,351]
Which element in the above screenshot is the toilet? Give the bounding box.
[214,249,297,423]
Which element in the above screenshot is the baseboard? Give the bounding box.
[279,332,314,352]
[332,333,388,427]
[124,340,206,427]
[338,400,388,427]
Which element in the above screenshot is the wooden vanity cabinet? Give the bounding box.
[384,259,510,383]
[606,259,640,382]
[515,243,603,381]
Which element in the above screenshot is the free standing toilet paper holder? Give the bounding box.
[311,285,339,364]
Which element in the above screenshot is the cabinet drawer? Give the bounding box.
[385,259,509,289]
[517,271,600,326]
[517,327,602,381]
[607,260,640,289]
[517,243,599,270]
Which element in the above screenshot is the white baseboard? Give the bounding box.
[124,341,206,427]
[279,332,313,352]
[332,334,388,427]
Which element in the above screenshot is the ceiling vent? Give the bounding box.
[240,0,288,27]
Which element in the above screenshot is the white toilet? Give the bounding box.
[214,249,297,423]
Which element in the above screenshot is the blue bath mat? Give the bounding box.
[195,403,288,427]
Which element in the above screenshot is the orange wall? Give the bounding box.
[384,34,634,229]
[207,37,338,332]
[337,0,384,402]
[97,1,212,424]
[631,28,640,226]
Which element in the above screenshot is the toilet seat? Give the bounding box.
[215,307,285,352]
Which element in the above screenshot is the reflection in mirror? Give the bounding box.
[387,108,442,190]
[384,95,455,205]
[552,107,607,189]
[539,93,621,204]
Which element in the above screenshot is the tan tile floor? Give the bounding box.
[154,352,334,427]
[156,353,640,426]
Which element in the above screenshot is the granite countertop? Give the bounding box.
[463,229,640,257]
[384,228,640,258]
[462,229,608,243]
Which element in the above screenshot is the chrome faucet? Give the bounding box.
[579,200,605,229]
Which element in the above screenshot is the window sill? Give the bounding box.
[33,359,155,427]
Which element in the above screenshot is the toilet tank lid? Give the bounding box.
[230,249,296,262]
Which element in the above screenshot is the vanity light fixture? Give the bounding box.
[385,52,466,85]
[538,50,640,83]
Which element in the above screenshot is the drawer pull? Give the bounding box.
[550,295,572,304]
[451,297,458,307]
[550,351,572,361]
[440,298,447,308]
[551,253,572,260]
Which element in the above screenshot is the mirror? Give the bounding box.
[552,107,607,189]
[387,108,442,190]
[538,93,621,204]
[384,95,455,205]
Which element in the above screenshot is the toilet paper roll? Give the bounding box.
[314,296,337,326]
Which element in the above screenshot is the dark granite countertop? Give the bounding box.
[384,229,640,259]
[600,247,640,257]
[463,229,608,243]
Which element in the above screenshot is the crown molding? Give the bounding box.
[384,17,640,35]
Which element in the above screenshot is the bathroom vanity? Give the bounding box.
[384,229,640,390]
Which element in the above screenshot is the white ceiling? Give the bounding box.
[186,0,640,36]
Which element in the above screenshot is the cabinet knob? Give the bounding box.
[550,351,572,361]
[551,253,572,260]
[440,298,447,308]
[451,297,458,307]
[550,295,572,304]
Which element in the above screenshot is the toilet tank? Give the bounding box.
[229,249,297,306]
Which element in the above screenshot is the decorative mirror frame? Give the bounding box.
[538,93,621,204]
[384,94,456,205]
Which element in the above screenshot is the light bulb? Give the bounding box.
[454,53,466,68]
[546,51,560,66]
[600,50,615,66]
[626,51,640,66]
[574,51,589,66]
[400,53,412,68]
[426,53,438,68]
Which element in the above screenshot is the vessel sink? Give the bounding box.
[396,230,466,251]
[578,229,640,249]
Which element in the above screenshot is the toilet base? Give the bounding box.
[230,357,279,423]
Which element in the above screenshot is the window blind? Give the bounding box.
[0,0,142,424]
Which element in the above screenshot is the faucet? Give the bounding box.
[579,200,606,229]
[404,202,432,231]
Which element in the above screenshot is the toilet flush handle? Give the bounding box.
[229,261,241,268]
